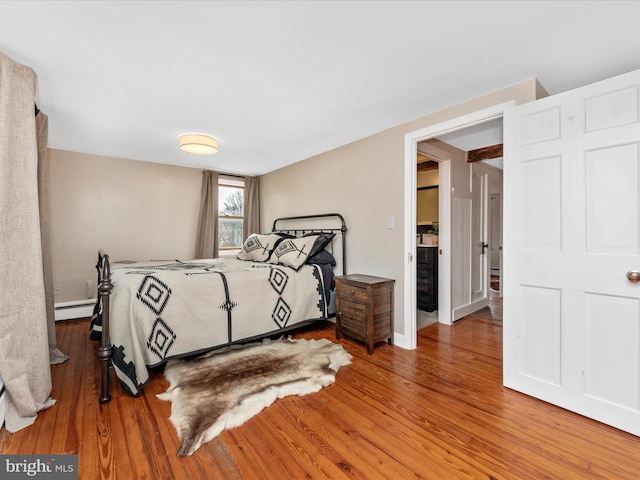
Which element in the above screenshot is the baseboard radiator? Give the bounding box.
[54,299,96,321]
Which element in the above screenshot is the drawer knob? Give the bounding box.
[350,289,355,296]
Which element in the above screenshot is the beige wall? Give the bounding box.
[416,188,438,225]
[49,149,202,302]
[416,169,439,189]
[260,79,541,339]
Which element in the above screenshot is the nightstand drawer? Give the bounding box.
[338,284,368,304]
[341,317,367,337]
[339,302,367,331]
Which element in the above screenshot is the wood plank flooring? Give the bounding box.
[2,297,640,479]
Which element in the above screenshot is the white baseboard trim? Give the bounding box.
[453,297,490,321]
[393,331,413,350]
[54,299,96,321]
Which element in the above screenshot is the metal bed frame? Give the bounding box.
[95,213,347,404]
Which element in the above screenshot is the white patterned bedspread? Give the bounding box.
[107,257,328,396]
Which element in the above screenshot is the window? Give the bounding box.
[218,177,244,251]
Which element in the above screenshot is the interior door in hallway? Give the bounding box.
[503,68,640,435]
[470,166,489,307]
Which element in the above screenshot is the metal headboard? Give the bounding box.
[271,212,347,275]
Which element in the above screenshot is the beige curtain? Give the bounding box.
[243,176,260,238]
[0,52,55,432]
[36,111,68,365]
[195,170,219,258]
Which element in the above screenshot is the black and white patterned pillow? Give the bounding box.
[236,233,283,262]
[302,232,335,258]
[268,235,323,270]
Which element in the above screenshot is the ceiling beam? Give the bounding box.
[417,160,439,171]
[466,143,503,163]
[417,152,439,171]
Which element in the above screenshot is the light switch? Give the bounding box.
[387,216,395,229]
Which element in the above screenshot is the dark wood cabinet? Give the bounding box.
[417,247,438,312]
[335,274,394,354]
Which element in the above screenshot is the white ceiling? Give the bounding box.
[1,1,640,176]
[436,118,503,153]
[437,117,504,169]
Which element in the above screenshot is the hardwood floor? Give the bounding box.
[2,298,640,479]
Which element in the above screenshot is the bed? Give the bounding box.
[90,213,347,403]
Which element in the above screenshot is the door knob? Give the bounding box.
[627,270,640,283]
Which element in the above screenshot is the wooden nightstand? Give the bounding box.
[335,274,394,354]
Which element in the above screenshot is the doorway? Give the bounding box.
[402,101,513,350]
[415,150,440,329]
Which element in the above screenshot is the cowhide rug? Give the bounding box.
[157,337,352,456]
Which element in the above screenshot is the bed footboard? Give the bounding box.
[97,250,113,403]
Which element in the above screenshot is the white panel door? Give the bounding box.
[470,167,489,304]
[490,192,502,272]
[451,167,490,321]
[503,69,640,435]
[452,194,472,315]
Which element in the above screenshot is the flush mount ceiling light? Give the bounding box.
[179,134,219,155]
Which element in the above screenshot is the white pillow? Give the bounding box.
[236,233,283,262]
[268,235,320,270]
